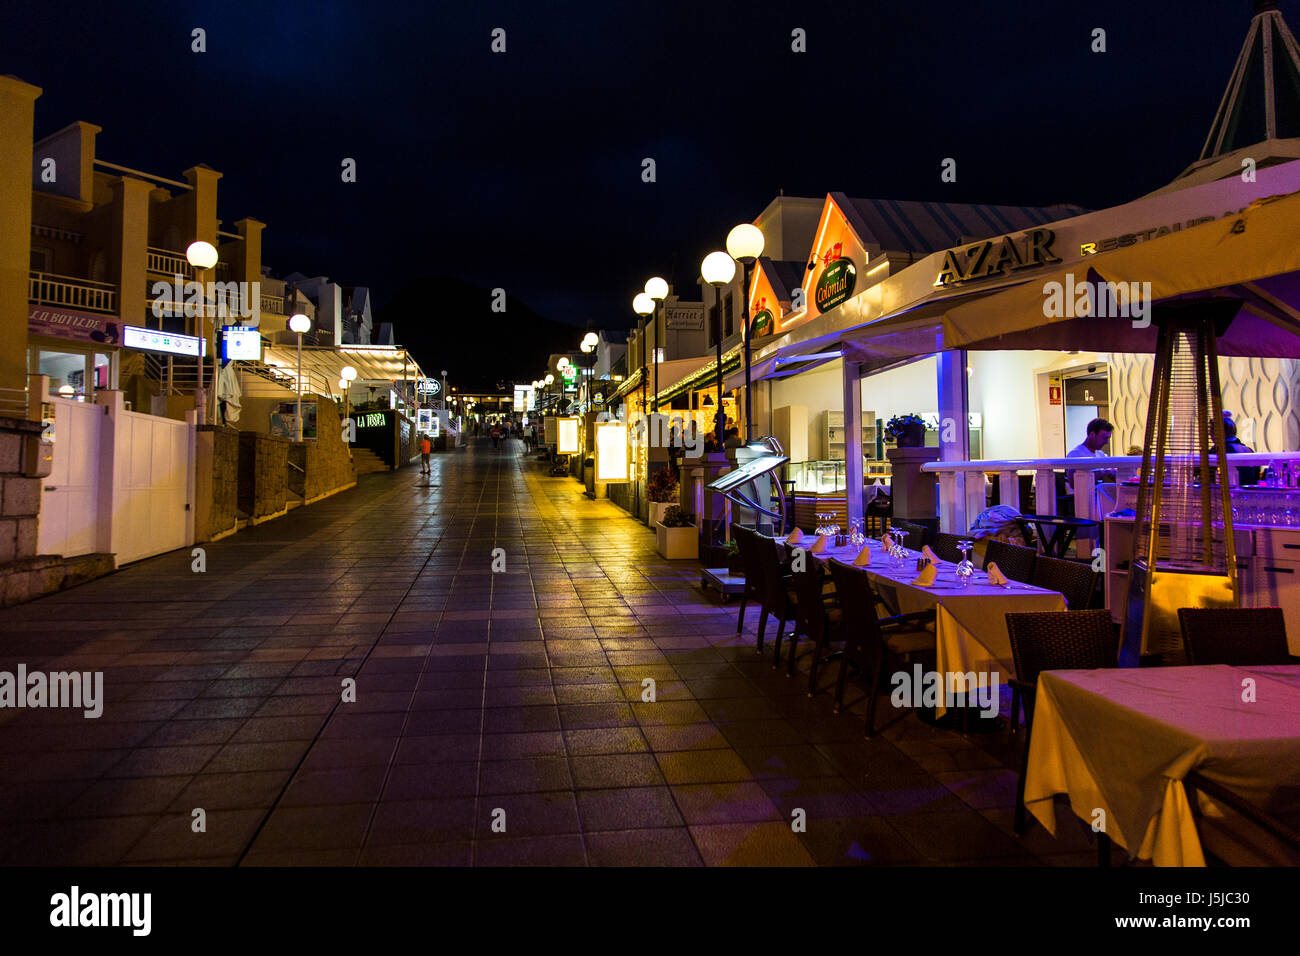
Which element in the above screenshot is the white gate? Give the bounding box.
[37,396,103,558]
[114,409,191,564]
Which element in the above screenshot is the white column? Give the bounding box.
[843,357,864,531]
[937,350,970,532]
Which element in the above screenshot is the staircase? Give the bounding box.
[352,448,388,474]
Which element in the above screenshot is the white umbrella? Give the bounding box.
[217,361,242,424]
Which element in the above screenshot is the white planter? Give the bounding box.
[649,501,674,526]
[656,522,697,560]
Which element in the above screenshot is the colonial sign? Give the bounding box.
[814,257,857,312]
[749,305,775,338]
[665,304,705,330]
[934,229,1060,287]
[29,305,121,345]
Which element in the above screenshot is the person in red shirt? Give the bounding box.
[420,435,432,474]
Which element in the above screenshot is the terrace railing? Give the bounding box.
[28,271,118,314]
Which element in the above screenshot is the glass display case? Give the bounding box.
[789,459,846,493]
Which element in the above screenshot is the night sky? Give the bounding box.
[3,0,1290,383]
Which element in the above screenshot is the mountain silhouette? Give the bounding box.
[375,275,602,393]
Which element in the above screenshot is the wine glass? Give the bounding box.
[956,541,975,589]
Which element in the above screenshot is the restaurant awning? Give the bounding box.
[260,343,426,395]
[942,189,1300,356]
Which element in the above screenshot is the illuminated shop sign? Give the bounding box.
[814,257,857,312]
[221,326,261,361]
[749,302,775,338]
[934,229,1060,287]
[356,411,388,428]
[123,325,206,357]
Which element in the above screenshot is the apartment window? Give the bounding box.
[30,248,52,272]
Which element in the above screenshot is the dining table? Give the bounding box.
[796,536,1067,718]
[1023,664,1300,866]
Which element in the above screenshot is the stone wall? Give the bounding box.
[288,397,356,501]
[238,431,289,521]
[195,424,239,541]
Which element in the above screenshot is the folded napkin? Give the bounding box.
[986,562,1009,586]
[911,563,937,586]
[921,545,942,564]
[809,535,828,554]
[786,528,804,545]
[853,545,872,566]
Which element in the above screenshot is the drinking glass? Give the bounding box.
[956,541,975,589]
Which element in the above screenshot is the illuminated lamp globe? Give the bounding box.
[545,374,554,385]
[58,384,76,397]
[338,378,348,390]
[288,313,311,334]
[644,277,669,301]
[557,357,570,371]
[341,365,358,382]
[632,292,654,316]
[582,331,599,348]
[581,342,594,354]
[725,223,765,263]
[185,240,219,270]
[701,250,736,286]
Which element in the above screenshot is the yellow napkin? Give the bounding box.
[911,563,937,586]
[853,545,872,566]
[986,562,1009,586]
[786,528,804,545]
[809,535,828,554]
[921,545,942,564]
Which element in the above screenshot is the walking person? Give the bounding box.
[420,434,432,475]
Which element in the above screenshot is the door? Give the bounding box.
[37,397,103,558]
[114,410,191,564]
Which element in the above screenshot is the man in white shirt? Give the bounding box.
[1066,418,1116,515]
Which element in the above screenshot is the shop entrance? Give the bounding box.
[1035,357,1112,457]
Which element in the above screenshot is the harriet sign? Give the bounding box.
[814,257,856,312]
[935,228,1060,287]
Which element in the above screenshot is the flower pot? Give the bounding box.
[649,501,674,527]
[656,522,697,560]
[895,422,926,447]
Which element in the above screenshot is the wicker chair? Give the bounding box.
[1177,607,1293,665]
[753,533,798,665]
[827,560,936,736]
[1005,609,1118,837]
[790,562,843,685]
[732,526,765,636]
[982,539,1037,584]
[890,519,930,551]
[1032,555,1098,610]
[932,532,976,564]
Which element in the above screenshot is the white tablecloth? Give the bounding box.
[809,541,1065,716]
[1024,664,1300,865]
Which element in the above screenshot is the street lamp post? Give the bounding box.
[340,364,357,444]
[185,240,219,426]
[700,251,737,450]
[289,313,311,441]
[645,277,668,413]
[726,224,765,443]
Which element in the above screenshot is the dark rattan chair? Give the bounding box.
[1005,609,1118,839]
[1032,554,1098,610]
[791,562,842,685]
[827,560,936,737]
[1177,607,1293,665]
[932,532,975,564]
[753,533,798,665]
[732,526,765,636]
[983,539,1037,584]
[890,519,930,551]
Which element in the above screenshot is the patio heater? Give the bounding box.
[1120,300,1241,665]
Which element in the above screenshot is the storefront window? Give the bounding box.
[38,349,90,401]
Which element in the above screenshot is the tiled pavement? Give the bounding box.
[0,439,1107,866]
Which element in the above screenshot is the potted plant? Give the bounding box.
[885,413,927,448]
[647,467,679,527]
[656,505,697,560]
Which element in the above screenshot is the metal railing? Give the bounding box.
[28,271,118,314]
[146,247,231,280]
[261,293,284,315]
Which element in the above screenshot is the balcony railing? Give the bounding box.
[261,293,285,315]
[29,271,118,314]
[146,247,231,279]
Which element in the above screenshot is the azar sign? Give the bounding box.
[934,229,1060,287]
